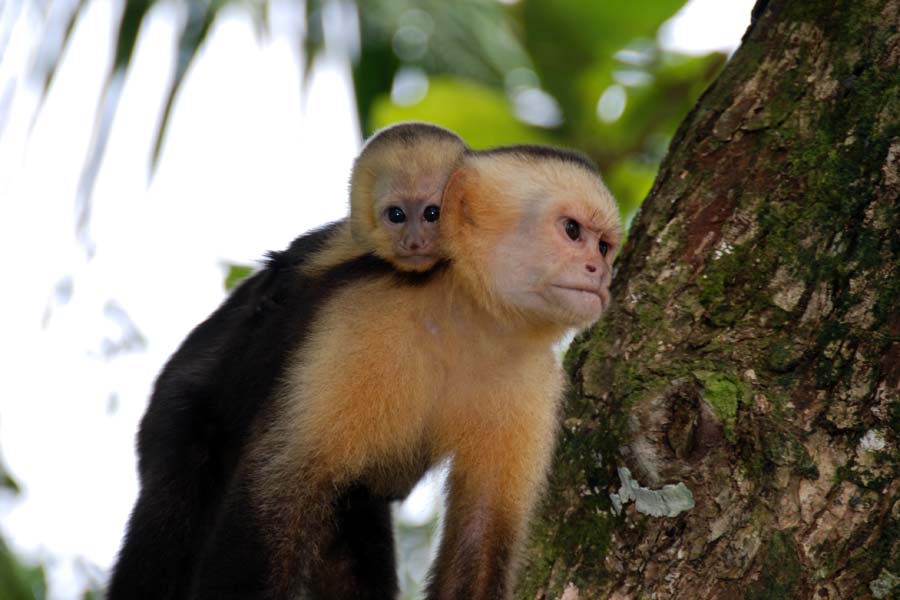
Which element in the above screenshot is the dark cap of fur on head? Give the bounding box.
[362,122,464,153]
[475,144,599,174]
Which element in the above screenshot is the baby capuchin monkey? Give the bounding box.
[183,146,622,600]
[307,122,468,274]
[350,122,467,271]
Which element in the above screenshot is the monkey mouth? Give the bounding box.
[551,285,609,318]
[397,253,437,262]
[552,285,602,300]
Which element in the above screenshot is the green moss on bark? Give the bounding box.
[745,531,804,600]
[694,370,743,440]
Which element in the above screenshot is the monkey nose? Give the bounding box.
[406,238,429,251]
[585,264,597,273]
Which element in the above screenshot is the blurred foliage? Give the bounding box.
[9,0,733,594]
[353,0,727,219]
[305,0,532,134]
[0,538,47,600]
[1,458,20,495]
[0,458,47,600]
[23,0,728,226]
[0,452,103,598]
[371,77,553,149]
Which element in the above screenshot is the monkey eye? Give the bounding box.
[599,240,610,257]
[386,206,406,224]
[564,218,581,241]
[423,205,440,223]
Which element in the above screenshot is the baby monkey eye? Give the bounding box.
[599,240,610,257]
[386,206,406,224]
[564,218,581,241]
[423,205,440,223]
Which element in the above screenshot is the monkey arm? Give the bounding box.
[305,484,399,599]
[426,380,561,600]
[187,435,400,600]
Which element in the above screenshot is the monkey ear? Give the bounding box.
[348,169,378,242]
[442,167,474,226]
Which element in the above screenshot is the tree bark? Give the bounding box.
[519,1,900,598]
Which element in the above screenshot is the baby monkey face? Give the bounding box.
[349,122,468,273]
[376,173,446,270]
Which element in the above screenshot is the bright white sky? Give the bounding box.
[0,0,753,596]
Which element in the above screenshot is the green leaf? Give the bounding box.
[604,159,658,223]
[1,472,20,494]
[302,0,326,86]
[151,1,222,172]
[0,446,20,494]
[521,0,689,131]
[81,585,103,600]
[370,77,552,149]
[353,0,531,135]
[224,264,254,291]
[111,0,155,74]
[524,0,687,62]
[352,40,400,136]
[0,538,47,600]
[76,0,155,238]
[35,0,91,107]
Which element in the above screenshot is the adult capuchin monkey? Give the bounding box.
[179,146,622,600]
[109,136,618,599]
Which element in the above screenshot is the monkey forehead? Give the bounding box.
[355,123,467,173]
[372,169,448,205]
[364,139,466,182]
[470,153,621,231]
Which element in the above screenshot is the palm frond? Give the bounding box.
[75,0,154,248]
[150,0,221,172]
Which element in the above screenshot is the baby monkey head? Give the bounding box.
[350,122,468,272]
[441,146,623,332]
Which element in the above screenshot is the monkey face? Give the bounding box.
[348,124,468,272]
[533,209,617,327]
[491,204,617,329]
[443,154,621,331]
[376,190,443,272]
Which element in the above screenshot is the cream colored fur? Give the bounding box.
[255,149,621,599]
[304,123,467,275]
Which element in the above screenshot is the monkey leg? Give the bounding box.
[186,472,291,600]
[109,280,253,600]
[304,483,399,600]
[188,460,399,600]
[108,466,218,600]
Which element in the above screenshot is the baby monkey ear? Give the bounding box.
[440,167,475,228]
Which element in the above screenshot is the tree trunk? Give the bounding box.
[519,1,900,598]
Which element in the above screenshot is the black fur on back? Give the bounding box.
[109,219,429,600]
